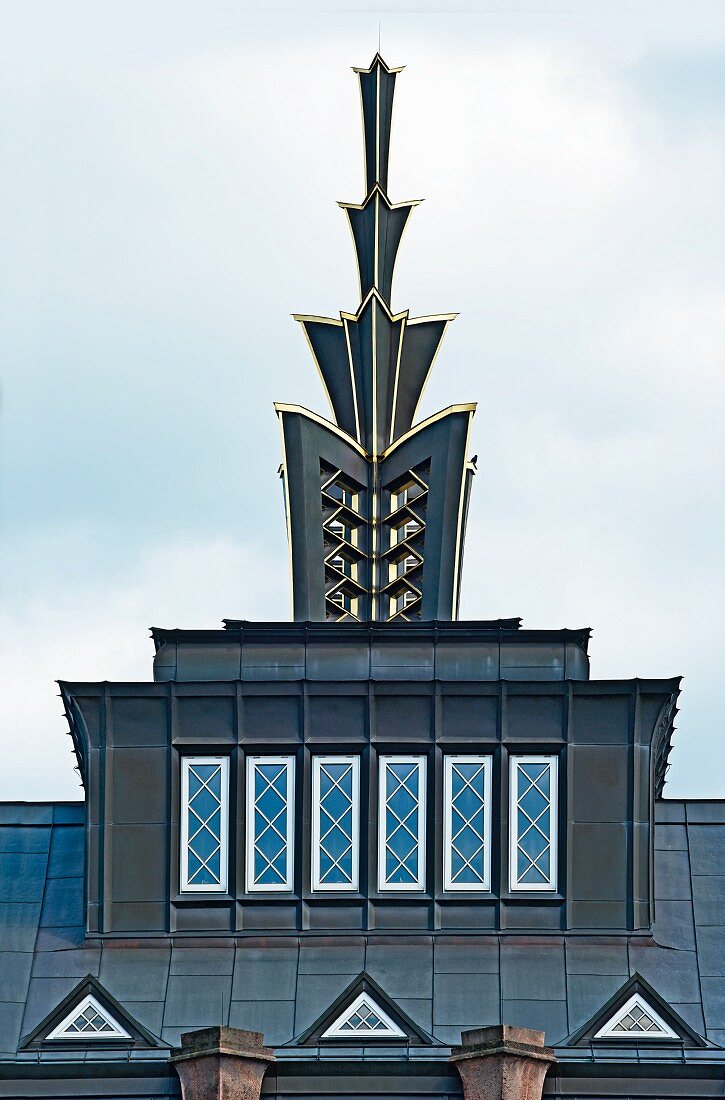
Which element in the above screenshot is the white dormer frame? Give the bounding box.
[322,992,406,1040]
[594,993,679,1040]
[46,994,131,1040]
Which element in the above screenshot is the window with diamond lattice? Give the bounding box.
[322,993,406,1040]
[594,994,678,1040]
[312,756,360,891]
[47,995,130,1040]
[444,756,492,891]
[180,757,229,893]
[246,756,295,892]
[378,756,426,891]
[509,755,557,891]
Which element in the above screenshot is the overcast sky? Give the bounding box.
[1,1,724,800]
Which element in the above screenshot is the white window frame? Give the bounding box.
[245,755,295,893]
[47,994,130,1040]
[443,755,492,892]
[509,754,558,892]
[377,755,426,892]
[322,991,406,1039]
[312,755,360,892]
[180,755,229,894]
[593,993,679,1040]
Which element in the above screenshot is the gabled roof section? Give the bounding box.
[20,975,166,1050]
[290,972,441,1046]
[563,974,709,1048]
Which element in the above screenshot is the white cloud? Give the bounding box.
[0,535,288,799]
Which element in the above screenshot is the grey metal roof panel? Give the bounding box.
[701,977,725,1030]
[655,799,687,824]
[692,874,725,927]
[99,946,171,1002]
[162,974,231,1028]
[500,998,569,1045]
[0,902,43,952]
[688,824,725,875]
[231,945,299,1001]
[564,942,629,975]
[654,900,697,950]
[297,941,366,975]
[229,999,296,1046]
[655,824,689,851]
[500,941,567,1001]
[696,928,725,978]
[654,849,694,901]
[0,952,33,1002]
[432,972,499,1027]
[565,974,627,1033]
[0,852,48,904]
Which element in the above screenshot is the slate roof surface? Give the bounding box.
[0,799,723,1061]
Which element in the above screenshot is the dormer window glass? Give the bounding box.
[509,755,557,892]
[378,756,426,891]
[246,756,295,892]
[312,756,360,891]
[46,996,130,1041]
[594,994,679,1040]
[443,755,492,891]
[180,756,229,893]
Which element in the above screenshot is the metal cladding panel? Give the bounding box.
[381,408,473,620]
[279,408,372,622]
[297,319,357,440]
[391,318,450,442]
[345,196,414,304]
[357,58,398,194]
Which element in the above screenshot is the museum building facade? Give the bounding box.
[0,53,723,1100]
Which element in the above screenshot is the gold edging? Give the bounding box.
[274,403,368,459]
[381,403,476,459]
[451,411,476,619]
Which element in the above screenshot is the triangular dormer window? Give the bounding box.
[322,992,406,1040]
[562,974,709,1049]
[19,975,165,1050]
[47,995,130,1040]
[290,972,441,1047]
[594,993,678,1040]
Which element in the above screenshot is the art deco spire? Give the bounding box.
[276,55,476,623]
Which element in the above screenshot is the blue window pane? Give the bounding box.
[514,759,554,888]
[384,761,421,885]
[448,760,486,886]
[317,760,355,886]
[185,760,225,889]
[253,763,289,886]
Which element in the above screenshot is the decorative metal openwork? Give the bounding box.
[312,756,360,891]
[381,464,429,621]
[443,756,492,891]
[47,995,130,1041]
[321,463,367,621]
[246,756,295,892]
[378,756,426,890]
[509,756,557,891]
[322,992,406,1040]
[180,757,229,893]
[594,994,679,1040]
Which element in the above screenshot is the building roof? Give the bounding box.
[1,799,723,1062]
